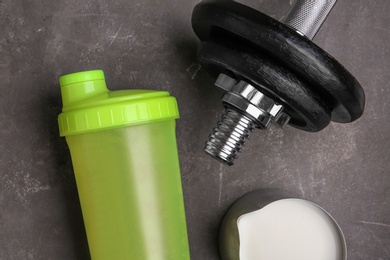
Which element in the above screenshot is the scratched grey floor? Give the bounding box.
[0,0,389,259]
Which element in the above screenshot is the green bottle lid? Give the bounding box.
[58,70,179,136]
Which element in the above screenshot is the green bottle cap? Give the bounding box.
[58,70,179,136]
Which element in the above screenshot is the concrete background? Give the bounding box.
[0,0,389,259]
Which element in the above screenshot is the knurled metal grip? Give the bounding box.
[282,0,337,40]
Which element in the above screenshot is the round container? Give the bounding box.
[58,70,190,260]
[219,190,346,260]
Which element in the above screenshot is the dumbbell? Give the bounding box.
[191,0,365,165]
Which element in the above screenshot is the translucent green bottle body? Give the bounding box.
[66,120,190,260]
[58,70,190,259]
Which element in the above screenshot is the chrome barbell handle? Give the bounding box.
[281,0,338,40]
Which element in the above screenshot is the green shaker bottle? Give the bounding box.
[57,70,190,260]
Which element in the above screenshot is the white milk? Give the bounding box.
[237,199,344,260]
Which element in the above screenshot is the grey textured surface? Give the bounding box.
[0,0,389,259]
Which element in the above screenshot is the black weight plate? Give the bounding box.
[192,0,365,123]
[199,38,331,132]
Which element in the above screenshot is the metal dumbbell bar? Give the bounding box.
[192,0,365,165]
